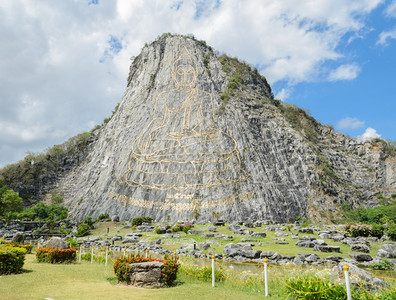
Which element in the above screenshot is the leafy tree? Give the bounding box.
[0,189,22,215]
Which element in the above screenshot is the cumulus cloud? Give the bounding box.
[385,0,396,17]
[377,27,396,45]
[337,117,365,130]
[0,0,383,166]
[356,127,381,143]
[275,88,291,101]
[328,64,361,81]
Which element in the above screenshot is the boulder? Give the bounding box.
[242,249,261,259]
[349,252,373,262]
[376,243,396,258]
[43,237,69,249]
[350,244,370,253]
[187,230,204,235]
[295,240,315,248]
[313,245,340,253]
[251,232,267,238]
[274,231,288,237]
[129,261,164,288]
[298,228,314,234]
[198,243,210,250]
[207,225,217,232]
[11,232,24,243]
[202,233,215,238]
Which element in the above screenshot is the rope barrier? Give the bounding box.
[350,271,396,281]
[351,276,379,300]
[269,263,344,274]
[350,274,396,294]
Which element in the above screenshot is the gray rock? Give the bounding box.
[203,233,215,238]
[313,245,340,253]
[198,242,210,250]
[11,232,24,243]
[260,251,275,258]
[111,235,122,242]
[129,261,164,288]
[251,232,267,238]
[298,228,314,234]
[187,230,204,235]
[242,249,261,259]
[349,252,373,262]
[376,243,396,258]
[295,240,315,248]
[207,225,217,232]
[350,244,370,253]
[274,231,289,237]
[43,237,69,249]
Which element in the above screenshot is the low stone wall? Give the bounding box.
[129,261,164,288]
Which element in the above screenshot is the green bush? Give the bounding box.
[371,223,385,238]
[97,213,110,222]
[3,242,33,254]
[131,216,153,227]
[0,246,27,274]
[387,223,396,241]
[345,223,372,237]
[66,238,79,248]
[36,247,76,263]
[76,223,90,237]
[113,254,179,286]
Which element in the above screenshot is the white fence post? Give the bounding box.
[91,245,94,264]
[211,254,215,288]
[79,245,82,262]
[105,246,109,267]
[264,257,268,297]
[145,249,148,258]
[123,248,126,257]
[344,263,352,300]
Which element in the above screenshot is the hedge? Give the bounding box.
[0,246,27,274]
[36,247,76,263]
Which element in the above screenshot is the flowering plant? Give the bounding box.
[113,253,179,286]
[36,247,76,263]
[345,223,372,237]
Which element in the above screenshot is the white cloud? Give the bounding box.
[337,117,365,130]
[0,0,384,166]
[328,64,361,81]
[275,88,291,100]
[377,27,396,45]
[356,127,381,143]
[385,0,396,17]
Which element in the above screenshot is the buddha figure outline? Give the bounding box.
[119,47,250,191]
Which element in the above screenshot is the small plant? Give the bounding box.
[181,266,225,282]
[345,223,372,237]
[369,259,393,270]
[97,213,110,222]
[76,223,90,237]
[36,247,76,264]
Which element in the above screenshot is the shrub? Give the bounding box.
[66,237,79,248]
[0,246,27,274]
[97,213,110,222]
[371,223,385,238]
[346,223,372,237]
[113,254,179,286]
[131,216,153,227]
[3,242,33,254]
[36,247,76,263]
[182,222,193,234]
[386,223,396,241]
[76,223,91,237]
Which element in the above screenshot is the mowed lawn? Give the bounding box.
[0,254,283,300]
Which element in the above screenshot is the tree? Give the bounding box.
[0,189,22,215]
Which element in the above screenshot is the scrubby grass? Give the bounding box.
[0,254,287,299]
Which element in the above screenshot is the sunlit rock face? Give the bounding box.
[59,34,395,223]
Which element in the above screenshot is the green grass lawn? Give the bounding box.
[0,254,287,300]
[89,221,383,259]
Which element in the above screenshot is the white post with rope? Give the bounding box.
[343,263,352,300]
[105,246,109,267]
[211,254,215,287]
[79,245,82,262]
[145,249,148,258]
[91,245,94,264]
[264,257,269,297]
[123,247,126,257]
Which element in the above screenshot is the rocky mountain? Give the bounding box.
[1,33,395,223]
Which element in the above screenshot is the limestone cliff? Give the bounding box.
[3,34,395,222]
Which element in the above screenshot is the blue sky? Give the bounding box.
[0,0,395,167]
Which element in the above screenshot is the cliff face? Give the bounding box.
[9,34,395,223]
